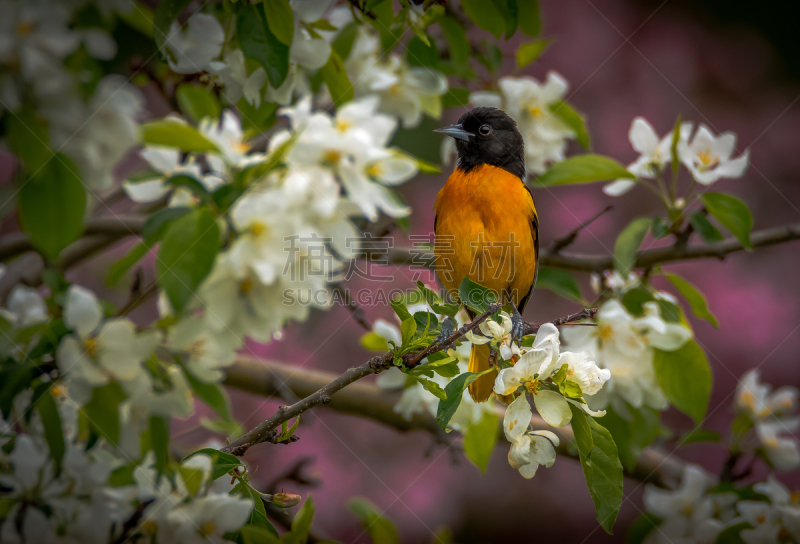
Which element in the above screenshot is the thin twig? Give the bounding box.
[549,206,614,254]
[220,306,595,457]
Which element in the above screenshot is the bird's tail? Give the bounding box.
[468,344,496,403]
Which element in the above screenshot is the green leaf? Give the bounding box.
[461,0,506,39]
[182,366,233,421]
[331,21,359,59]
[458,277,497,313]
[349,498,400,544]
[442,87,471,110]
[549,101,590,149]
[477,43,503,74]
[183,447,244,481]
[464,410,498,474]
[149,416,170,476]
[651,217,671,239]
[176,84,221,123]
[308,19,338,31]
[7,107,51,175]
[689,212,724,244]
[407,34,438,67]
[598,404,661,472]
[142,206,193,243]
[417,376,447,400]
[83,382,126,445]
[614,217,651,279]
[37,390,65,472]
[570,406,624,534]
[390,299,412,322]
[436,369,493,430]
[237,97,278,136]
[320,50,353,107]
[626,513,661,544]
[670,113,683,174]
[400,317,417,347]
[535,154,633,186]
[107,242,150,287]
[285,496,315,544]
[653,340,711,426]
[494,0,518,38]
[515,39,550,68]
[241,525,281,544]
[438,16,471,73]
[678,428,721,445]
[156,208,220,313]
[237,3,290,88]
[714,522,750,544]
[263,0,294,45]
[665,273,719,327]
[620,287,655,316]
[19,155,86,262]
[153,0,192,53]
[700,192,753,250]
[140,120,219,153]
[536,268,583,303]
[361,331,390,352]
[232,481,278,535]
[516,0,542,36]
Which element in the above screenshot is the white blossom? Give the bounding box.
[2,285,48,328]
[642,465,722,544]
[208,49,267,108]
[470,73,575,175]
[276,95,417,221]
[604,117,693,196]
[562,298,691,414]
[502,395,559,478]
[679,124,749,185]
[168,316,239,383]
[736,370,800,472]
[123,146,220,206]
[465,311,520,361]
[57,285,161,404]
[165,13,224,74]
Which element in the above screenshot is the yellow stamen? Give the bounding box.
[325,150,342,164]
[84,337,98,357]
[17,22,34,36]
[598,324,614,343]
[251,222,266,236]
[142,520,157,535]
[233,140,252,154]
[389,84,402,96]
[739,390,755,411]
[188,339,206,358]
[201,521,216,535]
[367,163,383,178]
[696,149,719,171]
[525,380,539,394]
[239,278,254,295]
[528,105,544,117]
[336,119,352,132]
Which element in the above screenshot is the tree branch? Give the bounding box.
[373,223,800,273]
[220,307,595,457]
[223,357,687,489]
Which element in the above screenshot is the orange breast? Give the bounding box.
[433,164,538,308]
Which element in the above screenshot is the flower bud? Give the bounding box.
[271,492,302,508]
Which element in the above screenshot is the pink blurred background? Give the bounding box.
[5,0,800,541]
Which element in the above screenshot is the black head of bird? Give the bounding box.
[434,106,526,180]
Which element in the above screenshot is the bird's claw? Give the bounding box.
[510,309,524,348]
[435,316,456,346]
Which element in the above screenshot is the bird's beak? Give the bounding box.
[434,123,471,141]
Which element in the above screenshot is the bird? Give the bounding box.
[433,107,539,403]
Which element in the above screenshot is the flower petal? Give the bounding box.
[64,285,103,338]
[534,390,572,427]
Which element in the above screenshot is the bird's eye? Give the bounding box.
[479,124,491,135]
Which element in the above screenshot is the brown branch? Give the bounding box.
[0,214,147,263]
[220,306,594,457]
[223,357,687,489]
[375,223,800,273]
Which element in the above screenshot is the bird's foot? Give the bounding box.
[510,306,524,348]
[435,317,456,347]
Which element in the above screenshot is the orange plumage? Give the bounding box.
[434,163,539,402]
